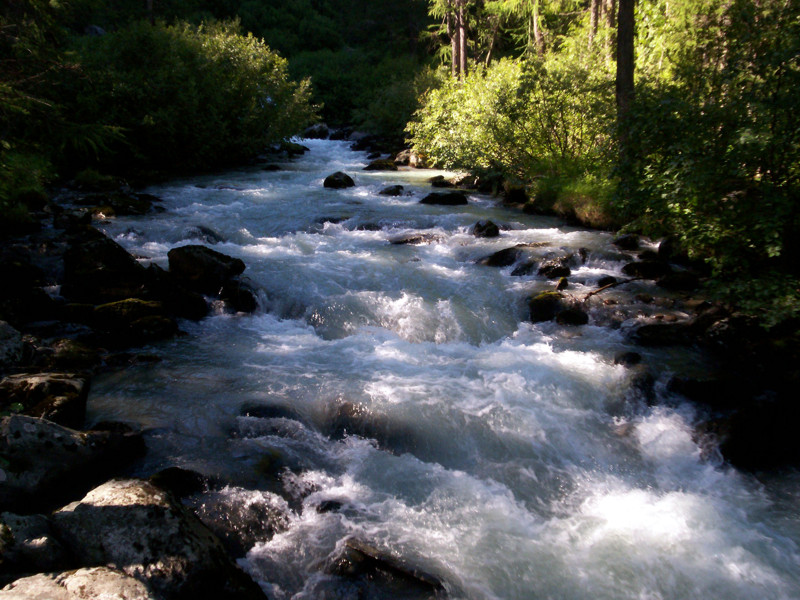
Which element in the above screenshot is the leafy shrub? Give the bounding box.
[74,20,315,173]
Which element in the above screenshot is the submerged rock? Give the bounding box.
[477,247,523,268]
[0,567,156,600]
[420,192,468,206]
[0,416,144,513]
[51,479,266,600]
[389,233,443,246]
[622,260,671,280]
[538,259,571,279]
[555,307,589,326]
[167,245,246,295]
[328,537,446,597]
[0,372,89,429]
[613,234,640,250]
[220,279,259,313]
[323,172,355,189]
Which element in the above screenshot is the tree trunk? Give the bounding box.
[529,0,544,57]
[589,0,600,48]
[605,0,616,58]
[447,12,459,78]
[458,2,468,78]
[146,0,154,25]
[616,0,635,167]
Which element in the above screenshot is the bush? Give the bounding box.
[74,20,315,173]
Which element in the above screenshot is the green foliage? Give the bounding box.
[74,20,316,173]
[408,55,614,178]
[0,149,50,233]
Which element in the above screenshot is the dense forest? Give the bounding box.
[1,0,799,325]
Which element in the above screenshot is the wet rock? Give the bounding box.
[149,468,210,499]
[280,141,310,156]
[61,228,148,304]
[261,164,281,171]
[0,513,71,578]
[632,322,695,346]
[538,259,571,279]
[323,172,355,189]
[527,292,567,323]
[101,192,156,216]
[614,351,642,367]
[622,260,672,280]
[51,479,266,600]
[0,323,23,373]
[502,183,529,205]
[657,270,701,291]
[556,277,569,291]
[428,175,453,188]
[220,279,259,313]
[389,233,443,246]
[638,250,659,262]
[0,416,145,513]
[325,402,417,455]
[143,264,209,321]
[189,487,290,558]
[93,299,178,346]
[364,159,398,171]
[315,500,344,513]
[367,152,381,160]
[420,192,468,206]
[49,339,100,371]
[394,149,425,168]
[555,307,589,326]
[303,123,329,139]
[379,185,404,196]
[510,261,538,276]
[613,234,640,251]
[183,225,226,244]
[0,567,156,600]
[0,373,89,429]
[472,220,500,238]
[167,245,245,295]
[328,537,446,597]
[667,377,751,411]
[478,247,523,268]
[597,275,618,287]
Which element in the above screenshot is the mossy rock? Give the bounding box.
[528,291,566,323]
[364,159,398,171]
[94,299,165,331]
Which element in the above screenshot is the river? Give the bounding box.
[87,139,800,599]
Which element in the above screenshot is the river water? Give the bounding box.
[88,140,800,599]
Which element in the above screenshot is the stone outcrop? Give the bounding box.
[0,567,156,600]
[472,221,500,238]
[51,479,265,600]
[0,417,144,513]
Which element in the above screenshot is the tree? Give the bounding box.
[615,0,634,162]
[429,0,471,78]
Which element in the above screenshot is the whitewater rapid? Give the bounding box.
[87,139,800,600]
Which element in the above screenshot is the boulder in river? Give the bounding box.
[303,123,329,139]
[555,307,589,326]
[538,259,571,279]
[389,233,443,246]
[527,291,568,323]
[51,479,266,600]
[612,234,640,250]
[472,220,500,238]
[379,185,404,196]
[0,416,144,513]
[477,247,522,268]
[167,245,246,295]
[394,149,425,168]
[364,159,398,171]
[428,175,453,188]
[324,172,355,189]
[420,192,468,206]
[0,372,89,429]
[0,567,156,600]
[61,228,148,304]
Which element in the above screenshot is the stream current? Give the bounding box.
[89,140,800,599]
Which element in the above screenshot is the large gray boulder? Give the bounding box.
[0,323,23,373]
[0,567,155,600]
[0,416,144,513]
[0,512,70,577]
[51,479,266,600]
[167,245,246,295]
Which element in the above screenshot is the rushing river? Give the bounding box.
[88,140,800,599]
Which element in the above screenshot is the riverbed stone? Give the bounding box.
[0,416,145,513]
[143,264,209,321]
[478,247,522,268]
[420,191,468,206]
[303,123,329,139]
[0,372,89,429]
[167,245,246,295]
[527,292,567,323]
[555,307,589,326]
[472,220,500,238]
[48,339,100,371]
[538,259,571,279]
[428,175,453,188]
[220,279,259,313]
[364,159,398,171]
[389,233,443,245]
[0,567,156,600]
[613,234,640,250]
[323,172,355,189]
[51,479,266,600]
